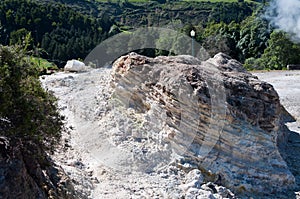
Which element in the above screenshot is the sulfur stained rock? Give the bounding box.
[111,52,295,196]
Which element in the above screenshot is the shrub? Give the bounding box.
[244,57,264,70]
[0,45,63,151]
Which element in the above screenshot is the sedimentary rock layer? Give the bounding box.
[111,52,295,196]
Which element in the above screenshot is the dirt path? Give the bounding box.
[41,69,113,198]
[41,69,187,198]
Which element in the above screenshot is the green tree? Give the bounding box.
[202,22,240,59]
[0,44,63,150]
[237,14,269,62]
[9,28,33,48]
[257,31,300,70]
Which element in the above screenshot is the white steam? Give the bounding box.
[266,0,300,42]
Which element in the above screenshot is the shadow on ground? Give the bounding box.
[278,106,300,198]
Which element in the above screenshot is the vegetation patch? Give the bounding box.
[0,44,63,151]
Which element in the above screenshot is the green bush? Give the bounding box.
[244,57,264,70]
[0,45,63,150]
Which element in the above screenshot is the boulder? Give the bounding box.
[64,60,86,72]
[111,52,295,196]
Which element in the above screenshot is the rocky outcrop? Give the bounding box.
[64,60,87,72]
[0,137,78,199]
[110,52,295,197]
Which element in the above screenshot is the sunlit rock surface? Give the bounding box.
[111,52,295,196]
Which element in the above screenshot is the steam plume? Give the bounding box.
[265,0,300,42]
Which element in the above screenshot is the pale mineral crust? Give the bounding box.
[111,52,295,196]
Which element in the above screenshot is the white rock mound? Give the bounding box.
[64,60,87,72]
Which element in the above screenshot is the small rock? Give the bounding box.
[87,170,93,177]
[64,143,71,148]
[185,169,204,185]
[91,177,99,184]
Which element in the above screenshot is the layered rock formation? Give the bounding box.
[110,52,295,196]
[0,137,78,199]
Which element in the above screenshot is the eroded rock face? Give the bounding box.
[0,138,78,199]
[111,52,295,196]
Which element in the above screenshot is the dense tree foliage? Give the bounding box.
[0,0,112,66]
[198,22,240,59]
[0,0,259,66]
[246,31,300,70]
[0,0,298,70]
[0,44,63,150]
[236,14,269,62]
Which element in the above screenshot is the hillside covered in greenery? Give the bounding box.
[0,0,110,66]
[0,0,299,69]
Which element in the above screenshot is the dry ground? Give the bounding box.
[40,69,300,198]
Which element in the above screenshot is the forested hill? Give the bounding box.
[0,0,256,65]
[0,0,111,66]
[1,0,299,70]
[28,0,258,28]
